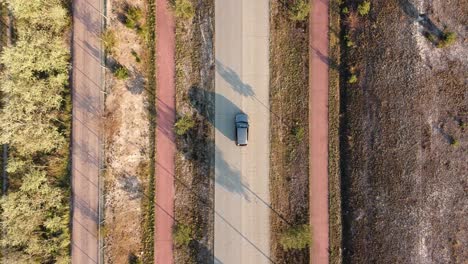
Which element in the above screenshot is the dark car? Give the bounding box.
[235,113,249,146]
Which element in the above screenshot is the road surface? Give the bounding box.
[214,0,271,263]
[71,0,104,263]
[309,0,330,263]
[155,0,175,263]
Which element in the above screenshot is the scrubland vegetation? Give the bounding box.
[0,0,71,262]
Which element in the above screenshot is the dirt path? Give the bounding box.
[71,0,104,263]
[309,0,329,263]
[155,0,175,263]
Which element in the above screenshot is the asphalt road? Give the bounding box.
[214,1,271,263]
[71,0,104,262]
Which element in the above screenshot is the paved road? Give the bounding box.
[71,0,104,263]
[309,0,329,263]
[155,0,175,263]
[214,1,271,263]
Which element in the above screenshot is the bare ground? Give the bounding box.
[173,0,215,263]
[340,0,467,263]
[269,1,310,263]
[103,0,150,263]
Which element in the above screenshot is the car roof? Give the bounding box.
[237,126,248,145]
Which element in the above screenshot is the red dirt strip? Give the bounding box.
[309,0,330,263]
[155,0,176,263]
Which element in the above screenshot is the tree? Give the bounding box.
[279,224,311,250]
[1,169,70,263]
[357,1,371,16]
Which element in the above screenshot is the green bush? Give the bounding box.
[289,0,310,22]
[174,114,195,135]
[292,125,305,141]
[173,223,193,246]
[357,1,371,16]
[102,29,117,54]
[114,66,130,80]
[174,0,195,20]
[125,6,143,29]
[451,139,460,147]
[348,74,358,84]
[279,224,311,250]
[131,49,141,63]
[342,7,349,14]
[437,31,457,48]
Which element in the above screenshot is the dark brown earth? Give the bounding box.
[340,0,467,263]
[173,0,215,263]
[269,1,310,263]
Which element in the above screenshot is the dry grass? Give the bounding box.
[269,1,309,263]
[173,0,215,263]
[103,0,152,263]
[340,0,467,263]
[328,0,342,263]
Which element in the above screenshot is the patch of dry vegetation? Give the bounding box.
[329,0,342,263]
[173,0,215,263]
[103,0,151,263]
[270,1,309,263]
[340,0,467,263]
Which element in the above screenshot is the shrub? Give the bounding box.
[348,74,358,84]
[451,139,460,147]
[174,0,195,20]
[279,224,311,250]
[344,34,354,47]
[114,66,130,80]
[102,29,117,54]
[292,125,305,141]
[131,49,141,63]
[173,224,193,246]
[125,6,143,29]
[174,114,195,135]
[437,31,457,48]
[289,0,310,22]
[342,7,349,14]
[357,1,371,16]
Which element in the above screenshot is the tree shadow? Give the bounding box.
[397,0,444,43]
[189,86,240,142]
[215,60,255,97]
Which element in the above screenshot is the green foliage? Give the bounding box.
[131,49,141,63]
[292,125,305,141]
[0,0,71,261]
[437,31,457,48]
[114,66,130,80]
[279,224,311,250]
[5,0,69,34]
[102,29,117,54]
[344,34,354,47]
[451,139,460,147]
[357,1,371,16]
[342,7,349,14]
[348,74,358,84]
[289,0,310,21]
[1,169,70,263]
[173,223,193,246]
[125,6,143,29]
[174,0,195,20]
[174,114,195,135]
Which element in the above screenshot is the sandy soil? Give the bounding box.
[103,0,150,263]
[341,0,467,263]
